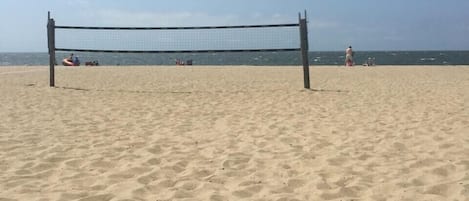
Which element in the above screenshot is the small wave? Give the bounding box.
[420,58,436,61]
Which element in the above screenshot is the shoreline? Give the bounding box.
[2,50,469,66]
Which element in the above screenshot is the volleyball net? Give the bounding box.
[47,11,310,88]
[54,24,300,53]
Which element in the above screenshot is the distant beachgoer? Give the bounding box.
[62,53,74,66]
[345,46,354,66]
[363,57,375,66]
[73,56,80,66]
[176,59,184,66]
[85,61,99,66]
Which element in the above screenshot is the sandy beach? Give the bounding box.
[0,65,468,201]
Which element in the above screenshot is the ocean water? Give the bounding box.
[1,51,469,66]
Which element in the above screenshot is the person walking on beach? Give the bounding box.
[345,46,354,66]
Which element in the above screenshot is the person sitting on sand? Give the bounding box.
[73,56,80,66]
[363,57,375,66]
[85,61,99,66]
[176,59,185,66]
[62,53,75,66]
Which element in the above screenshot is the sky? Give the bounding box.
[1,0,469,52]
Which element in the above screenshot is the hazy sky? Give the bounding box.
[1,0,469,52]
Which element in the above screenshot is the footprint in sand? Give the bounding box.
[162,160,189,173]
[137,171,160,185]
[327,156,348,166]
[232,185,263,198]
[169,180,203,199]
[271,179,306,194]
[145,158,161,166]
[147,145,163,155]
[320,186,361,200]
[424,183,454,197]
[108,167,152,181]
[209,194,228,201]
[77,194,114,201]
[222,157,250,171]
[173,189,194,199]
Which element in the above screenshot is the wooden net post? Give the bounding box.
[47,12,55,87]
[299,11,310,89]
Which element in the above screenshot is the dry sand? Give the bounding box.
[0,65,468,201]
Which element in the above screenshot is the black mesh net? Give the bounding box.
[55,25,300,52]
